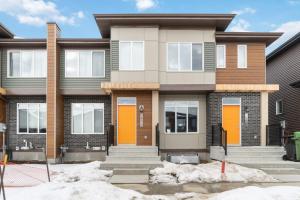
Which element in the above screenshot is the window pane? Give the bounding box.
[39,104,46,133]
[92,52,105,77]
[168,43,179,70]
[192,44,203,70]
[83,104,93,133]
[119,42,131,70]
[21,51,33,77]
[9,52,20,77]
[35,51,47,77]
[19,109,27,133]
[177,107,187,132]
[66,51,78,77]
[188,107,198,132]
[72,104,82,133]
[180,43,191,71]
[28,108,38,133]
[132,42,144,69]
[238,45,247,68]
[94,109,103,133]
[217,45,225,68]
[79,51,91,77]
[165,107,175,133]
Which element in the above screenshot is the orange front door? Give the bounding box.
[118,105,136,144]
[222,105,240,145]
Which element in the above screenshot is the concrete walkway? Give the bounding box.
[116,182,300,195]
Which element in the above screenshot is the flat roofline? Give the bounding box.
[57,38,110,48]
[216,32,283,46]
[0,23,14,38]
[94,13,235,38]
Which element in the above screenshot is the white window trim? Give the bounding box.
[7,49,47,78]
[166,42,204,72]
[164,101,199,134]
[216,44,226,69]
[65,49,106,78]
[237,44,247,69]
[71,103,105,135]
[276,99,283,115]
[17,103,47,135]
[119,41,145,71]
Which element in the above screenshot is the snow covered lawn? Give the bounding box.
[150,161,277,184]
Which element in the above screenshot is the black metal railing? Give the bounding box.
[106,124,114,155]
[155,123,160,155]
[266,124,283,146]
[212,124,228,156]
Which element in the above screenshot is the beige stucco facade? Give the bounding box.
[159,94,207,150]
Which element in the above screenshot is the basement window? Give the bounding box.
[71,103,104,134]
[276,100,283,115]
[17,103,47,134]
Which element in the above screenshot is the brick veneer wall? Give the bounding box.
[63,95,111,149]
[207,92,261,147]
[6,96,46,149]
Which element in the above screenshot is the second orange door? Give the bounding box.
[118,105,136,144]
[222,105,241,145]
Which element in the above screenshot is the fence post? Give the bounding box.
[43,148,50,182]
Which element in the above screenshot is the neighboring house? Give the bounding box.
[267,32,300,136]
[0,14,281,163]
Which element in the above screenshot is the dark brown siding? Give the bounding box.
[267,42,300,132]
[112,91,152,146]
[216,43,266,84]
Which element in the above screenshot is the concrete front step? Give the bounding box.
[113,168,149,175]
[109,152,158,157]
[110,175,149,184]
[261,168,300,175]
[106,156,161,162]
[100,161,163,170]
[109,148,158,153]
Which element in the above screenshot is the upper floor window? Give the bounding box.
[276,99,283,115]
[65,50,105,78]
[237,45,247,68]
[167,43,203,72]
[17,103,46,134]
[119,41,144,70]
[216,45,226,68]
[8,50,47,78]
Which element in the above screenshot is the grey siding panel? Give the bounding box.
[207,92,261,147]
[60,49,110,89]
[1,49,46,88]
[267,43,300,132]
[6,96,46,149]
[111,40,119,71]
[64,96,111,149]
[204,42,216,72]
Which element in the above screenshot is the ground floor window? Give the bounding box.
[17,103,46,134]
[72,103,104,134]
[164,101,198,133]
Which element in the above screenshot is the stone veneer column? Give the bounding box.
[260,92,269,146]
[46,23,64,162]
[152,91,159,146]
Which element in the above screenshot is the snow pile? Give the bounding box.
[49,161,112,183]
[150,161,277,184]
[210,186,300,200]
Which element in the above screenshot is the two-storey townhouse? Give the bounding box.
[0,14,282,164]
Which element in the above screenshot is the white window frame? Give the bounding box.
[164,101,199,134]
[119,41,145,71]
[167,42,204,72]
[7,49,47,78]
[216,44,226,69]
[17,103,47,135]
[71,103,104,135]
[237,44,247,69]
[276,99,283,115]
[65,50,106,78]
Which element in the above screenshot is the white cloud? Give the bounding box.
[135,0,157,11]
[267,21,300,54]
[232,7,256,15]
[229,19,251,32]
[0,0,84,26]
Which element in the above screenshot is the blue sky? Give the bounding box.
[0,0,300,52]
